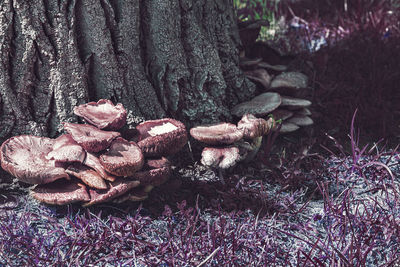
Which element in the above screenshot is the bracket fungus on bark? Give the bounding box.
[280,96,312,109]
[231,92,282,118]
[74,99,127,130]
[270,71,308,89]
[244,68,271,90]
[238,52,314,134]
[0,135,69,184]
[135,118,188,157]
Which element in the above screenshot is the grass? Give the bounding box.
[1,1,400,266]
[1,113,399,265]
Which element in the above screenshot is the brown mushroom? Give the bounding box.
[112,186,149,203]
[84,152,116,182]
[135,118,188,157]
[99,137,144,177]
[66,164,108,190]
[83,179,140,207]
[46,134,86,165]
[0,135,69,184]
[237,114,276,139]
[64,122,120,153]
[131,157,171,187]
[237,114,276,162]
[73,99,127,130]
[190,123,243,145]
[201,146,243,184]
[201,146,242,169]
[31,179,90,205]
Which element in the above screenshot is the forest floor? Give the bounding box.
[1,1,400,266]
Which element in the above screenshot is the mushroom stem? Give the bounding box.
[236,136,263,163]
[244,136,263,162]
[218,168,226,185]
[144,185,154,193]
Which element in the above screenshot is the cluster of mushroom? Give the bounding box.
[190,114,276,182]
[0,99,187,206]
[236,58,313,133]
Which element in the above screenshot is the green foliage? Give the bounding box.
[233,0,282,40]
[234,0,279,22]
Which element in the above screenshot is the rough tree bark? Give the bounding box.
[0,0,255,144]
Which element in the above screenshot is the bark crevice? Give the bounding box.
[0,0,254,144]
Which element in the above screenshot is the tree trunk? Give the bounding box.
[0,0,255,143]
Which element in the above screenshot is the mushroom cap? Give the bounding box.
[270,71,308,89]
[237,114,276,139]
[83,179,140,207]
[46,134,86,164]
[64,122,120,153]
[280,96,312,108]
[84,152,116,182]
[31,179,90,205]
[112,186,148,203]
[66,164,107,190]
[131,157,171,186]
[231,92,281,117]
[201,146,241,169]
[244,68,271,89]
[136,118,188,157]
[279,122,300,133]
[271,109,294,121]
[190,123,243,145]
[0,135,69,184]
[73,99,127,130]
[296,107,312,116]
[99,137,144,177]
[257,62,288,72]
[287,115,314,126]
[239,57,263,69]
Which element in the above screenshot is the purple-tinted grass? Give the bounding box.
[1,112,400,265]
[1,1,400,266]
